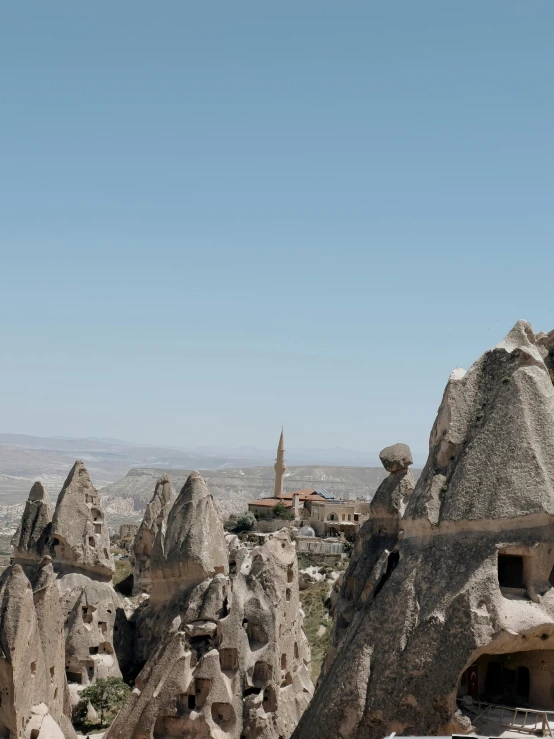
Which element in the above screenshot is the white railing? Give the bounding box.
[458,698,554,737]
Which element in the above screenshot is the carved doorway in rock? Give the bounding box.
[459,652,549,709]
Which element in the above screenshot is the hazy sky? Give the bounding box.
[1,2,553,457]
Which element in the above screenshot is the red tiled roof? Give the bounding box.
[248,498,293,508]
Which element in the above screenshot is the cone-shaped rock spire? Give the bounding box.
[150,471,227,603]
[293,321,554,739]
[407,318,554,525]
[131,474,176,595]
[12,481,52,567]
[50,461,114,578]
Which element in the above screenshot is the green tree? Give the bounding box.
[234,511,256,532]
[77,677,130,726]
[272,500,293,520]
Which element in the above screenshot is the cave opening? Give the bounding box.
[457,650,554,709]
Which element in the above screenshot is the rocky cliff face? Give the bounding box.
[0,560,76,739]
[293,321,554,739]
[49,463,124,690]
[321,443,415,679]
[0,461,130,736]
[107,472,313,739]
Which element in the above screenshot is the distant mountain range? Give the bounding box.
[0,434,424,531]
[0,433,424,503]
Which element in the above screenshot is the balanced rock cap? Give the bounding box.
[28,481,48,501]
[379,443,413,473]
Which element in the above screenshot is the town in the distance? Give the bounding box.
[3,320,554,739]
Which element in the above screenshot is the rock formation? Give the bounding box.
[378,443,413,474]
[0,560,76,739]
[293,320,554,739]
[4,461,127,712]
[321,442,415,677]
[50,461,113,579]
[12,482,52,569]
[106,473,313,739]
[58,574,123,689]
[1,460,130,734]
[30,556,75,737]
[131,475,176,596]
[49,462,123,690]
[149,470,228,604]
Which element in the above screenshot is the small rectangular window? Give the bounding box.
[498,554,524,588]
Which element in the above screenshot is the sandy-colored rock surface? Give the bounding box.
[0,561,76,739]
[106,473,313,739]
[131,475,175,596]
[12,482,52,568]
[50,461,114,579]
[293,321,554,739]
[149,471,228,604]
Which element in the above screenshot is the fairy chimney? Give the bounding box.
[12,482,52,569]
[49,461,123,691]
[321,442,415,677]
[293,321,554,739]
[0,563,76,739]
[50,461,114,579]
[106,530,312,739]
[131,475,176,595]
[149,471,228,604]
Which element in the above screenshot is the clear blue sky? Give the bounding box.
[1,2,553,458]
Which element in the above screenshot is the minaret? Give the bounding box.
[274,428,286,499]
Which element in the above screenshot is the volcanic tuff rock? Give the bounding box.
[12,482,52,568]
[131,475,176,596]
[30,556,76,737]
[108,473,313,739]
[49,464,124,690]
[149,471,228,604]
[320,444,415,678]
[378,443,413,474]
[0,560,76,739]
[293,321,554,739]
[6,463,126,701]
[58,573,124,688]
[50,461,114,579]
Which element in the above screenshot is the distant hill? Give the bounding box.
[0,434,273,503]
[101,465,422,519]
[0,433,423,532]
[0,433,423,504]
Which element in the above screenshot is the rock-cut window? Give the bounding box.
[498,554,524,589]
